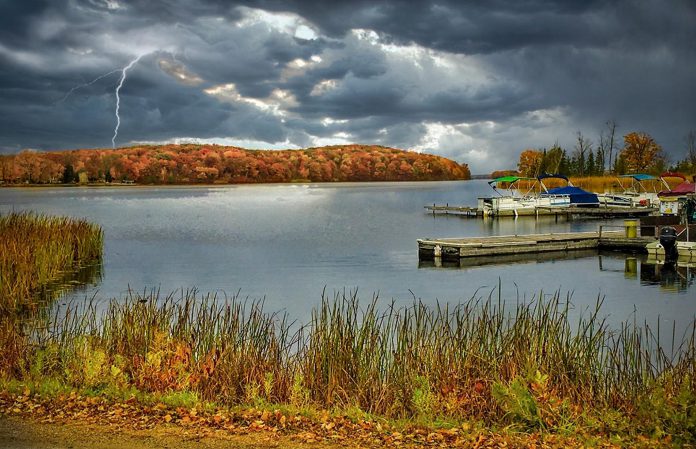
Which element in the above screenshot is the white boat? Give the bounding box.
[597,174,666,208]
[657,173,695,216]
[478,176,570,217]
[677,241,696,262]
[645,195,696,262]
[537,173,600,207]
[646,241,696,262]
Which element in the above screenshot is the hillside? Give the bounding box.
[0,144,470,184]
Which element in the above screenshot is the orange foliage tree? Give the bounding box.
[490,170,519,178]
[517,149,543,177]
[0,144,471,184]
[620,132,665,173]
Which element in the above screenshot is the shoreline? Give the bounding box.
[0,391,670,449]
[0,179,471,189]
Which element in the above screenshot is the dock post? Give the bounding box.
[625,219,638,238]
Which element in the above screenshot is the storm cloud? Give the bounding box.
[1,0,694,173]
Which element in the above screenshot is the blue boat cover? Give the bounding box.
[543,186,599,205]
[537,173,569,182]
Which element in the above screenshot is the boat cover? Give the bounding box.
[537,173,569,182]
[543,186,599,205]
[659,181,696,197]
[660,172,687,181]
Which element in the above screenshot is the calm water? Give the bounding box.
[2,181,694,329]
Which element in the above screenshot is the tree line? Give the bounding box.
[514,123,696,178]
[0,144,471,185]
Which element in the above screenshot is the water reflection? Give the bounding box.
[639,259,695,293]
[37,262,103,306]
[419,249,598,268]
[420,250,695,295]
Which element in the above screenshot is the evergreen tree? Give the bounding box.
[586,151,595,176]
[62,164,76,184]
[558,150,570,175]
[595,148,605,175]
[614,154,627,175]
[539,148,548,174]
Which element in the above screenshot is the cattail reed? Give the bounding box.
[0,212,103,312]
[19,288,695,429]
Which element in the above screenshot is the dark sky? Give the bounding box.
[1,0,694,173]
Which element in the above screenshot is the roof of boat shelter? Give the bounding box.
[660,181,696,196]
[620,174,656,181]
[537,173,569,182]
[488,176,533,185]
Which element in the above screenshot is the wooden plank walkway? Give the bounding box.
[424,204,479,217]
[425,204,657,219]
[535,206,658,217]
[418,230,655,260]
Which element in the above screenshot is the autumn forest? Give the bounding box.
[0,144,471,185]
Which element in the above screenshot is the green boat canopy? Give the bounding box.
[488,176,533,186]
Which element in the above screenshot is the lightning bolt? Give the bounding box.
[112,54,144,148]
[55,69,121,105]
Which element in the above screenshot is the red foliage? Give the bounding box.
[1,144,471,184]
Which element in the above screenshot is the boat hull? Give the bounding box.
[479,195,570,217]
[646,241,696,262]
[598,192,659,208]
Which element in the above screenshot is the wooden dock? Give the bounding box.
[424,204,479,217]
[535,206,658,218]
[418,230,655,260]
[425,204,657,219]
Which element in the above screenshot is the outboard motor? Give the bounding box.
[659,226,679,262]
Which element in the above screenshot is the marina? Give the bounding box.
[3,181,694,323]
[426,172,693,219]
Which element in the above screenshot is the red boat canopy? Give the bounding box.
[659,181,696,197]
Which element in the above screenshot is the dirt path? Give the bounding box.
[0,416,344,449]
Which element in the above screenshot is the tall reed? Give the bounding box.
[0,212,103,312]
[513,175,683,194]
[20,288,695,431]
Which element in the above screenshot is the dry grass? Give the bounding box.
[506,175,686,194]
[0,212,103,313]
[14,289,694,432]
[569,176,682,193]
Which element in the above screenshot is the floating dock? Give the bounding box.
[425,204,657,219]
[417,230,655,260]
[535,206,658,218]
[424,204,479,216]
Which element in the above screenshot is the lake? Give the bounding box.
[2,180,693,331]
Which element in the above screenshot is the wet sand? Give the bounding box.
[0,416,336,449]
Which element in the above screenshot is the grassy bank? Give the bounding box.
[2,212,694,446]
[0,212,103,313]
[3,289,694,445]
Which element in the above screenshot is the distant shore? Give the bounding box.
[0,178,472,188]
